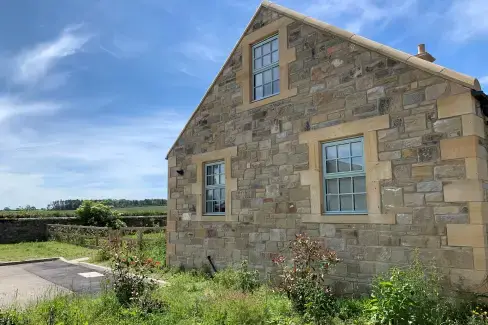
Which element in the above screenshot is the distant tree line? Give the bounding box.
[46,199,167,211]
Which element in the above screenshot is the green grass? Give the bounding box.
[0,241,97,262]
[1,273,304,325]
[0,206,167,218]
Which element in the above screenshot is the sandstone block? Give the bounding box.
[345,92,367,109]
[417,181,442,192]
[403,90,425,106]
[382,187,404,208]
[404,114,427,132]
[404,193,425,207]
[425,83,447,101]
[433,117,462,136]
[320,224,336,237]
[367,86,386,101]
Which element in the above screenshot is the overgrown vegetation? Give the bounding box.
[273,234,340,323]
[3,234,488,324]
[75,201,126,229]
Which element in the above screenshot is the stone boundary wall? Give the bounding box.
[0,216,166,244]
[48,224,165,249]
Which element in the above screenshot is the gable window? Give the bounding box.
[204,161,225,215]
[252,35,279,101]
[322,137,367,214]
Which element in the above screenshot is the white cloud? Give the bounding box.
[0,95,62,124]
[446,0,488,42]
[0,109,186,208]
[178,32,226,63]
[291,0,417,33]
[11,25,90,86]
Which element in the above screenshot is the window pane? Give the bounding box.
[351,141,363,156]
[213,164,219,174]
[220,201,226,213]
[272,51,279,63]
[339,178,352,193]
[338,144,350,158]
[326,179,338,194]
[213,174,220,185]
[207,176,214,186]
[263,54,271,66]
[264,83,272,97]
[206,190,213,200]
[206,201,213,214]
[264,69,272,83]
[326,195,339,211]
[340,195,353,211]
[338,158,351,172]
[326,160,337,173]
[219,163,225,173]
[255,73,263,86]
[273,66,279,80]
[271,39,278,51]
[353,176,366,192]
[254,46,261,58]
[255,86,263,100]
[254,58,262,70]
[326,146,337,159]
[221,188,225,200]
[206,165,212,176]
[214,189,220,201]
[220,174,225,184]
[273,80,280,94]
[351,157,363,171]
[214,201,220,213]
[263,42,271,54]
[354,194,366,211]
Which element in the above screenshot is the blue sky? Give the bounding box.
[0,0,487,209]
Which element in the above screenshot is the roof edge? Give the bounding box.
[263,1,481,92]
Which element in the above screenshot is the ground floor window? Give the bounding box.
[204,161,225,214]
[322,137,366,214]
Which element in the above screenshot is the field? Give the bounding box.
[0,205,167,218]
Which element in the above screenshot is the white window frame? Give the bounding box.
[252,35,280,101]
[204,161,225,215]
[322,137,367,215]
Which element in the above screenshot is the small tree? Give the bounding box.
[75,200,126,229]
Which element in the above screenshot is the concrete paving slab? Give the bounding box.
[0,259,111,308]
[0,265,69,308]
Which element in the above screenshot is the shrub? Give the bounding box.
[213,260,260,293]
[273,234,340,322]
[75,201,126,229]
[369,253,455,325]
[110,241,161,308]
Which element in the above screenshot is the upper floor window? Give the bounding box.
[252,35,279,101]
[322,137,367,215]
[204,161,225,215]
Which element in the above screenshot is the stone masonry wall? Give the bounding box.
[167,7,488,293]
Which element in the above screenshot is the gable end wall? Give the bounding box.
[167,7,488,293]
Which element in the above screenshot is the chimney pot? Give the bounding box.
[415,43,435,63]
[418,44,426,54]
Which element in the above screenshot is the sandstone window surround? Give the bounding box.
[190,147,238,222]
[236,16,298,113]
[298,115,395,224]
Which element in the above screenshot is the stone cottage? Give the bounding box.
[166,1,488,293]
